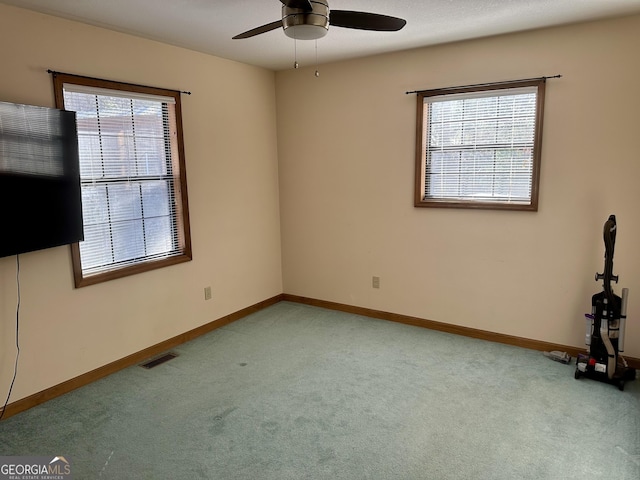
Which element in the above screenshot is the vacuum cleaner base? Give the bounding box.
[574,353,636,391]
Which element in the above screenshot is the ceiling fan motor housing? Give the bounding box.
[283,0,329,39]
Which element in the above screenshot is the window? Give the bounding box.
[414,78,546,210]
[53,73,192,287]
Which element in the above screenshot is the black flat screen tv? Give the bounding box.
[0,100,83,258]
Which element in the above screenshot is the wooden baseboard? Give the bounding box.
[0,294,284,421]
[282,294,640,370]
[3,292,637,421]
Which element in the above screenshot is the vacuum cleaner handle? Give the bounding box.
[595,272,618,283]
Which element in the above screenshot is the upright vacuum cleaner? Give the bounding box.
[575,215,636,390]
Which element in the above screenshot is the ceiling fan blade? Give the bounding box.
[232,20,283,39]
[330,10,407,31]
[280,0,313,10]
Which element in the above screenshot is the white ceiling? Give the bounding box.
[3,0,640,71]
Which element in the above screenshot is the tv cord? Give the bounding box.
[0,254,21,421]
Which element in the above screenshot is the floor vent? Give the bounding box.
[140,352,178,369]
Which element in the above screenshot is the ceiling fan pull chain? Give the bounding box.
[314,39,320,77]
[294,32,299,68]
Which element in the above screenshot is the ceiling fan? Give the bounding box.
[232,0,407,41]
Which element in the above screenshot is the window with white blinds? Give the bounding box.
[415,78,545,210]
[53,74,191,287]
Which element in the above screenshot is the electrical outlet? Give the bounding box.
[372,276,380,289]
[204,286,212,300]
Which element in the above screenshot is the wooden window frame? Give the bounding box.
[53,73,192,287]
[414,78,546,211]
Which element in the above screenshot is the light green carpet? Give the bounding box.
[1,301,639,479]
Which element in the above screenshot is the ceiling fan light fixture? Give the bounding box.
[283,0,329,40]
[284,22,329,40]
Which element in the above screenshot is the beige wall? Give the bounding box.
[0,4,282,402]
[2,5,639,407]
[276,15,640,357]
